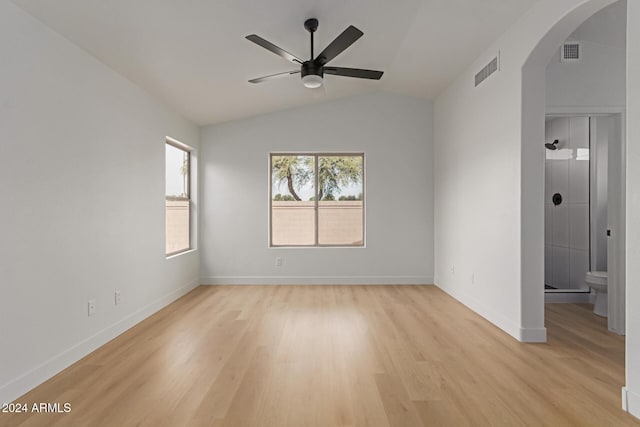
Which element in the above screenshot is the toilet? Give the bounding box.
[585,271,608,317]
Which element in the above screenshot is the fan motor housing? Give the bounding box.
[301,61,323,78]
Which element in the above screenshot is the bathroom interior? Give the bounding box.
[544,115,619,312]
[543,0,626,333]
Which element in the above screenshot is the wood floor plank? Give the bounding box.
[1,285,639,427]
[374,373,423,427]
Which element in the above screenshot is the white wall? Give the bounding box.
[545,0,626,111]
[434,0,619,344]
[434,57,527,340]
[546,40,626,109]
[200,92,433,285]
[0,0,200,404]
[625,0,640,418]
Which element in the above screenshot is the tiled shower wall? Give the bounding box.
[545,116,590,289]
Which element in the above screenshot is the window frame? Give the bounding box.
[269,152,365,248]
[165,138,192,257]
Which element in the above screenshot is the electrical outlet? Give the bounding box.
[275,257,283,267]
[451,265,455,275]
[115,290,121,306]
[471,273,475,284]
[88,299,96,317]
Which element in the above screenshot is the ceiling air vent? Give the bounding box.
[561,42,581,62]
[474,55,499,87]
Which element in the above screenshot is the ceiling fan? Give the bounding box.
[246,19,384,89]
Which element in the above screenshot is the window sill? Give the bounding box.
[269,245,366,249]
[166,248,197,260]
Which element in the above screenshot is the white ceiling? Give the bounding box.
[570,0,626,48]
[13,0,540,126]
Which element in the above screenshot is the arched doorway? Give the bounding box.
[519,0,622,339]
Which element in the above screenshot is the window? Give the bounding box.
[166,140,191,255]
[270,153,364,247]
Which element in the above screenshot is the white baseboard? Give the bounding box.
[0,279,199,405]
[520,327,548,342]
[435,283,547,343]
[623,386,640,419]
[200,276,433,285]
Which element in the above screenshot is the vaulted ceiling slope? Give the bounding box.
[13,0,540,125]
[570,0,627,48]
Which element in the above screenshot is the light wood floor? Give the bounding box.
[2,285,639,427]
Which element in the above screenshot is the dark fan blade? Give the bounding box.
[248,70,300,84]
[324,67,383,80]
[246,35,303,64]
[314,25,363,66]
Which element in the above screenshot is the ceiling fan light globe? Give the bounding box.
[302,74,323,89]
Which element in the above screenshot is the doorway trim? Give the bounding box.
[520,0,621,344]
[545,107,626,334]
